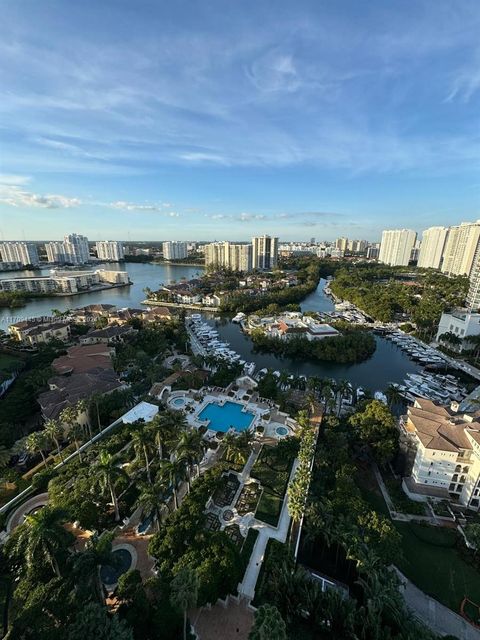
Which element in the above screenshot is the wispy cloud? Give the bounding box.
[0,175,80,209]
[111,201,179,216]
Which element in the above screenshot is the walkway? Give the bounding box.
[191,596,254,640]
[6,492,49,533]
[238,459,299,600]
[394,567,480,640]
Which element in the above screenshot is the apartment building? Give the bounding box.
[436,308,480,350]
[9,319,71,345]
[162,241,188,260]
[0,242,39,266]
[417,226,449,270]
[204,241,252,272]
[441,222,480,277]
[378,229,417,266]
[46,233,90,264]
[400,398,480,510]
[0,269,129,294]
[96,241,124,261]
[252,235,278,270]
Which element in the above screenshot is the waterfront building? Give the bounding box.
[162,241,188,260]
[45,233,90,264]
[400,398,480,511]
[252,235,278,270]
[9,319,71,345]
[0,241,39,266]
[96,240,124,261]
[436,308,480,351]
[0,269,129,294]
[441,221,480,277]
[378,229,417,266]
[205,241,252,272]
[417,226,449,270]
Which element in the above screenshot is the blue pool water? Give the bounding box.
[100,548,132,585]
[172,397,186,407]
[276,426,288,436]
[198,401,255,433]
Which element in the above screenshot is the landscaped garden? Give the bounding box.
[250,440,297,526]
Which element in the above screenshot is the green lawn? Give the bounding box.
[395,521,480,612]
[250,445,293,527]
[357,467,480,613]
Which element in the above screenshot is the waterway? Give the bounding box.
[207,278,421,391]
[0,262,203,328]
[0,267,421,390]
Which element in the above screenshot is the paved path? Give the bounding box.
[6,492,49,533]
[394,567,480,640]
[239,459,299,600]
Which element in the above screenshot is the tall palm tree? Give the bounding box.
[25,431,49,466]
[44,419,64,460]
[148,414,176,461]
[71,531,116,603]
[132,428,154,484]
[335,379,351,417]
[59,406,83,461]
[222,431,253,465]
[385,384,402,409]
[0,445,11,469]
[75,399,92,439]
[136,480,169,531]
[177,430,205,484]
[159,457,187,510]
[9,506,72,578]
[170,566,199,640]
[95,451,127,521]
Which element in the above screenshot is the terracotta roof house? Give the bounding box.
[401,397,480,510]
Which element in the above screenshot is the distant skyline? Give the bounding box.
[0,0,479,241]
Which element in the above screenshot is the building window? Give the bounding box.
[455,465,461,472]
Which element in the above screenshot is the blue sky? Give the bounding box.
[0,0,479,242]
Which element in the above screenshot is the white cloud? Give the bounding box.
[0,178,80,209]
[110,201,179,216]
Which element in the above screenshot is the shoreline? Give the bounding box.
[141,298,219,312]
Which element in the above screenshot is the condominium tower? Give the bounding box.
[204,242,252,272]
[252,235,278,270]
[162,241,188,260]
[46,234,90,265]
[96,241,125,261]
[0,242,39,266]
[441,222,480,277]
[417,227,449,270]
[378,229,417,266]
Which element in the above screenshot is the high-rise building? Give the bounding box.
[441,221,480,277]
[0,242,39,266]
[335,237,348,251]
[252,235,278,270]
[417,226,449,270]
[378,229,417,266]
[45,234,90,265]
[96,241,124,262]
[204,242,252,272]
[162,241,188,260]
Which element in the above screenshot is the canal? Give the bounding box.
[0,267,421,391]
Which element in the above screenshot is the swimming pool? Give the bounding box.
[276,426,289,437]
[170,396,187,408]
[100,548,132,586]
[198,401,255,433]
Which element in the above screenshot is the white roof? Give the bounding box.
[121,401,159,424]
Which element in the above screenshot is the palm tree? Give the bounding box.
[131,428,154,483]
[222,431,253,466]
[148,414,177,461]
[335,379,351,417]
[76,399,92,439]
[177,430,205,484]
[95,451,127,521]
[8,506,72,578]
[136,480,169,531]
[44,419,64,460]
[0,445,11,469]
[170,566,199,640]
[385,384,402,409]
[71,531,116,604]
[25,431,49,466]
[159,457,187,509]
[59,406,84,461]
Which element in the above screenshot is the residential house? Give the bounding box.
[9,319,71,345]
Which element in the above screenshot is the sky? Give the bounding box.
[0,0,479,242]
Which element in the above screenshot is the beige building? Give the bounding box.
[417,226,449,270]
[441,221,480,277]
[0,242,39,266]
[204,242,252,272]
[9,319,71,345]
[378,229,417,266]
